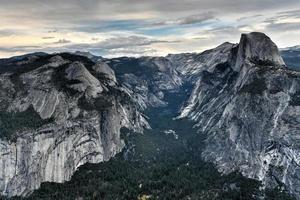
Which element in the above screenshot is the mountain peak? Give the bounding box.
[235,32,286,70]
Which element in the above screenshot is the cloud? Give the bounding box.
[237,14,263,22]
[105,47,158,57]
[73,19,147,33]
[0,29,20,37]
[0,45,42,53]
[276,9,300,18]
[48,30,58,33]
[59,35,178,57]
[153,12,216,26]
[94,35,173,49]
[266,22,300,32]
[1,0,299,27]
[53,39,71,44]
[178,12,217,25]
[263,9,300,32]
[263,9,300,24]
[64,35,174,50]
[0,35,177,57]
[42,36,55,39]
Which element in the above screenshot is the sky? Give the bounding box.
[0,0,300,58]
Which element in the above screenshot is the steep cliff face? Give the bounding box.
[178,32,300,198]
[0,53,148,197]
[235,32,286,71]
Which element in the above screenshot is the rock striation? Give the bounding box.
[177,32,300,199]
[0,53,148,197]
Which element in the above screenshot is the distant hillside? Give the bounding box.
[281,46,300,71]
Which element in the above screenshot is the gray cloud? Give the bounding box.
[94,36,161,49]
[264,9,300,25]
[72,19,147,33]
[0,35,175,57]
[71,12,216,34]
[200,26,241,37]
[0,45,42,53]
[277,9,300,18]
[153,12,216,26]
[266,22,300,32]
[107,47,158,57]
[178,12,216,25]
[264,9,300,32]
[1,0,299,25]
[53,39,72,44]
[48,30,58,33]
[0,29,20,37]
[60,35,169,57]
[237,14,263,22]
[42,36,55,39]
[64,35,177,51]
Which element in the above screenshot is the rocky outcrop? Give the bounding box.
[65,61,104,97]
[0,53,148,197]
[92,62,117,84]
[235,32,286,70]
[178,32,300,198]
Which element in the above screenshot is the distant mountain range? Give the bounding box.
[280,46,300,71]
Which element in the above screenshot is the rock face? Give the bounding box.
[0,53,148,197]
[178,32,300,198]
[235,32,286,70]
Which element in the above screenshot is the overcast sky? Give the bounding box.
[0,0,300,58]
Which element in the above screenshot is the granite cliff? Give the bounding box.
[175,32,300,198]
[0,53,148,196]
